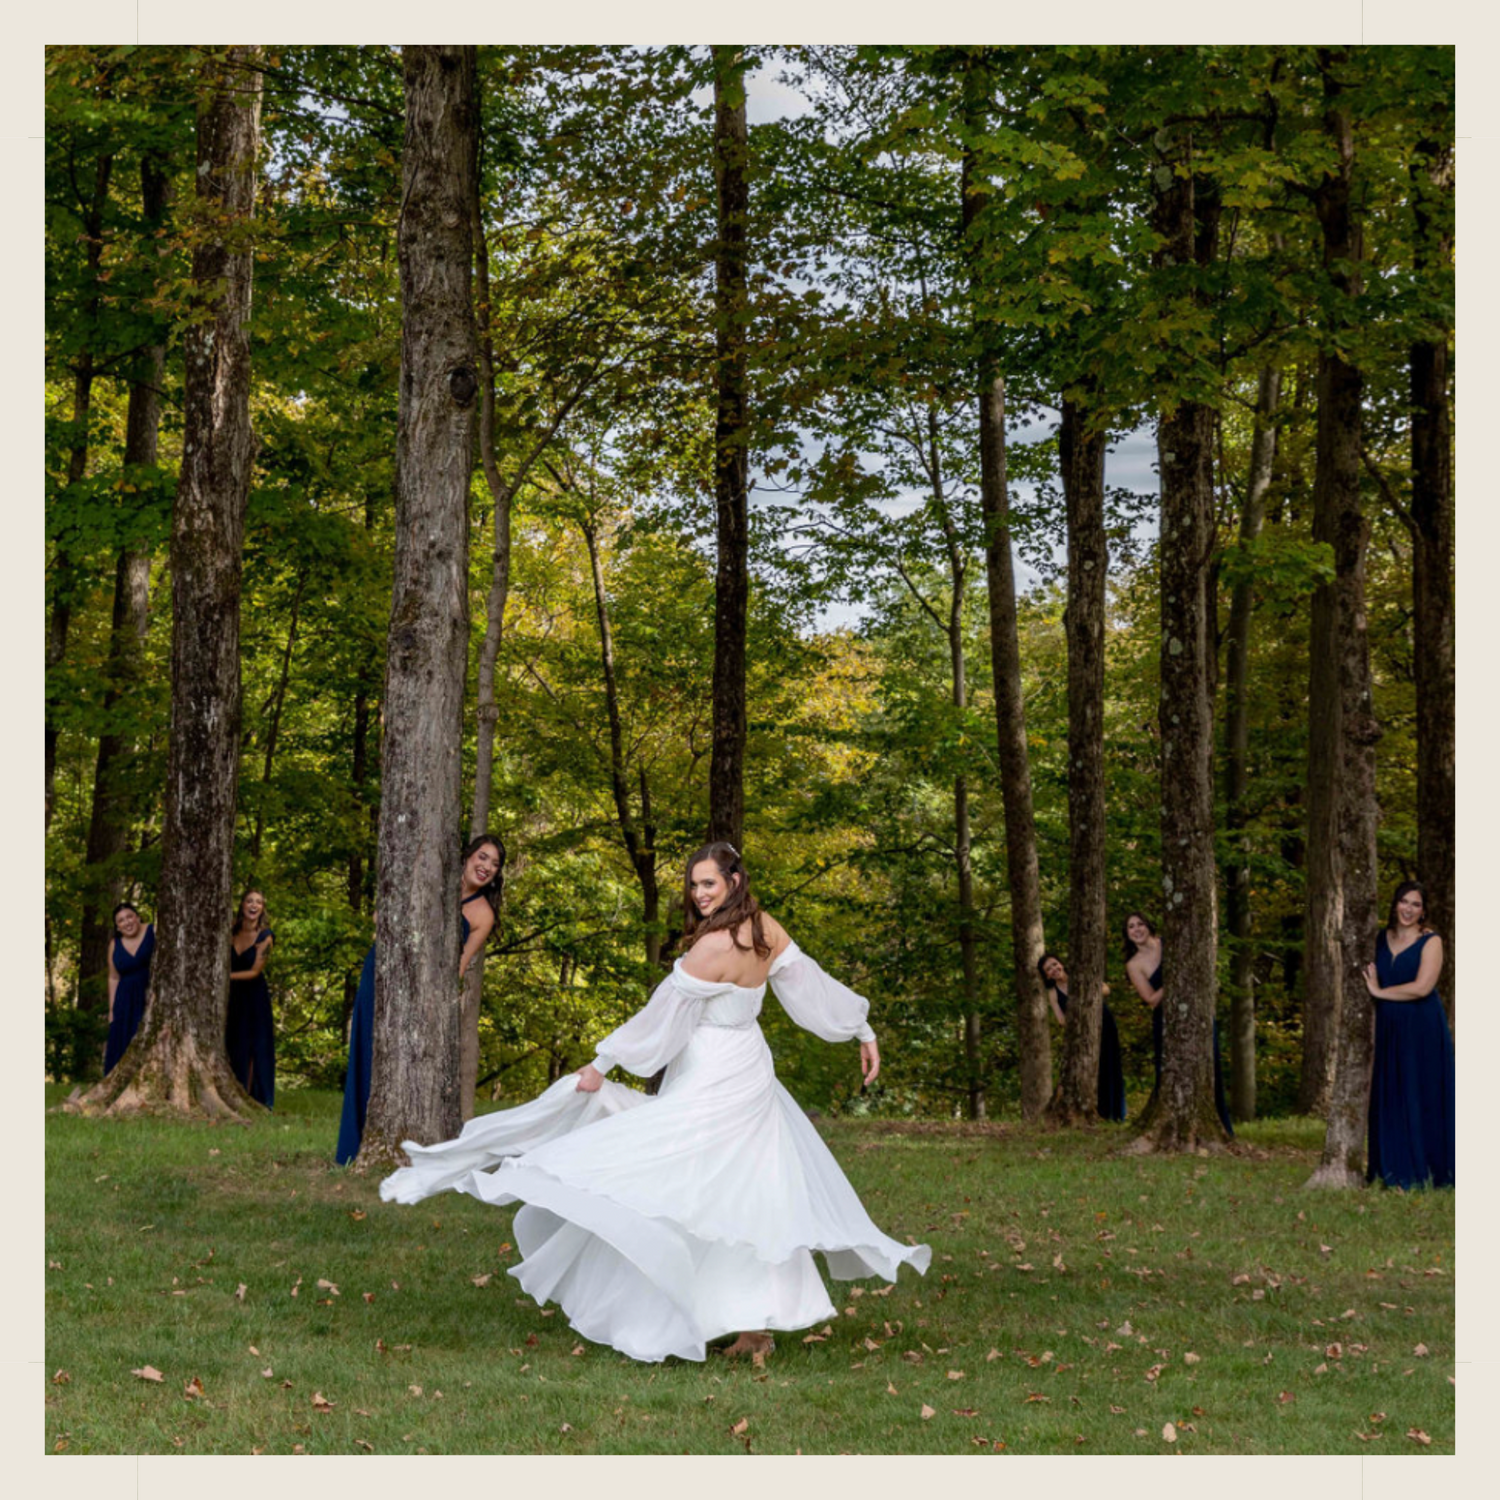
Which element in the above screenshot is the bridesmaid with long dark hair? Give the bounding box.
[103,902,155,1074]
[225,888,276,1107]
[337,834,503,1164]
[1364,880,1454,1189]
[1122,911,1232,1135]
[1037,953,1127,1120]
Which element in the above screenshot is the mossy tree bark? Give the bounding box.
[72,48,263,1119]
[356,44,479,1171]
[1131,133,1230,1154]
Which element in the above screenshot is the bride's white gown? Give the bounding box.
[379,941,931,1362]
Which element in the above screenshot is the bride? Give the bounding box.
[380,840,930,1363]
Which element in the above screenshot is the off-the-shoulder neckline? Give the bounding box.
[673,939,802,992]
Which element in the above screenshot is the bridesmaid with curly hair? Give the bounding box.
[226,888,276,1107]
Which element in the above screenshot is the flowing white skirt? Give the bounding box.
[380,1021,930,1362]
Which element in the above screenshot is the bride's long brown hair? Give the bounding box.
[680,842,771,959]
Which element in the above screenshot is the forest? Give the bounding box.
[44,44,1454,1168]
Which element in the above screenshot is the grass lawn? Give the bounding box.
[43,1083,1454,1455]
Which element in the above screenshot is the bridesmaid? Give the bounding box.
[103,902,155,1074]
[337,834,503,1165]
[1038,953,1127,1120]
[225,888,276,1108]
[1123,911,1232,1135]
[1364,880,1455,1189]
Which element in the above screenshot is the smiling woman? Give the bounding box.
[379,839,929,1365]
[335,834,502,1165]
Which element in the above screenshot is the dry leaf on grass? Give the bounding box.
[1413,1343,1429,1357]
[131,1365,164,1383]
[1183,1352,1201,1365]
[261,1368,274,1379]
[471,1273,492,1288]
[355,1439,374,1452]
[731,1418,749,1435]
[919,1404,935,1420]
[1407,1428,1432,1446]
[1162,1422,1177,1443]
[316,1278,340,1296]
[183,1376,205,1400]
[1278,1391,1295,1404]
[235,1284,247,1301]
[312,1392,335,1413]
[946,1370,965,1380]
[886,1382,898,1395]
[52,1371,70,1385]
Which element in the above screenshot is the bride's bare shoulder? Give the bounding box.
[759,912,790,953]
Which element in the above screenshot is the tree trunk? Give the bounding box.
[357,45,479,1170]
[1309,68,1381,1187]
[47,149,115,832]
[1048,395,1109,1125]
[1409,137,1455,1030]
[708,46,749,851]
[960,105,1050,1119]
[1223,365,1281,1123]
[71,48,263,1119]
[1132,144,1229,1153]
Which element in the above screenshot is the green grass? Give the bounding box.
[44,1084,1454,1455]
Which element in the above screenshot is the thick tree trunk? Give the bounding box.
[71,48,263,1119]
[708,46,749,850]
[1132,148,1228,1153]
[1223,365,1281,1123]
[1048,396,1109,1125]
[47,151,114,832]
[1409,138,1455,1030]
[1308,68,1381,1188]
[358,46,479,1168]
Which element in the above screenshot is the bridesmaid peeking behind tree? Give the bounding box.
[1122,911,1232,1135]
[225,888,276,1108]
[1364,881,1455,1189]
[103,902,155,1075]
[1037,953,1127,1121]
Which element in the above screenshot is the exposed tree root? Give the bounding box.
[63,1025,257,1124]
[1303,1160,1364,1191]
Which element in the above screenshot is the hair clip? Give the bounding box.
[722,842,740,859]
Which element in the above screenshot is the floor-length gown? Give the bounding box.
[103,924,155,1074]
[1056,987,1127,1121]
[1367,931,1455,1189]
[338,892,490,1165]
[1149,959,1233,1135]
[225,930,276,1108]
[380,940,932,1363]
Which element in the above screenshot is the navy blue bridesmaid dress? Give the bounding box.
[338,892,489,1164]
[103,924,155,1074]
[225,931,276,1108]
[1149,959,1233,1135]
[1366,931,1455,1189]
[1056,988,1127,1121]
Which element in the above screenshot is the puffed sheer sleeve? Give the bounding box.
[768,941,876,1044]
[591,970,710,1079]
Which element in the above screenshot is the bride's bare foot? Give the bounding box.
[722,1331,775,1360]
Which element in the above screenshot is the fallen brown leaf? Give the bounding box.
[235,1283,247,1301]
[131,1365,164,1383]
[312,1392,335,1413]
[952,1407,979,1418]
[261,1368,274,1379]
[183,1376,205,1400]
[919,1404,935,1420]
[1413,1343,1429,1357]
[1277,1391,1295,1404]
[946,1370,965,1381]
[1162,1422,1177,1443]
[1183,1352,1201,1365]
[355,1439,374,1452]
[731,1418,749,1435]
[52,1370,70,1385]
[886,1382,898,1395]
[316,1278,340,1296]
[471,1273,492,1288]
[1407,1428,1432,1446]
